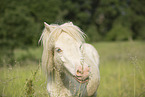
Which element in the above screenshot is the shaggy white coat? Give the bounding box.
[40,22,100,97]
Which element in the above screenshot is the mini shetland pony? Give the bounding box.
[40,22,100,97]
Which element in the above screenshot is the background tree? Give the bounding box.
[0,5,40,65]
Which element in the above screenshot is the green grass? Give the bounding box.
[0,41,145,97]
[0,64,48,97]
[93,41,145,97]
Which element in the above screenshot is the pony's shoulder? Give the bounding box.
[83,43,97,51]
[83,43,99,66]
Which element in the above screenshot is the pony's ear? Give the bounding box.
[69,22,73,25]
[44,22,51,32]
[44,22,57,32]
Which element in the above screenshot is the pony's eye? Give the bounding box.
[56,48,62,53]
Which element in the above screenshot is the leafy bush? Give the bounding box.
[106,23,132,41]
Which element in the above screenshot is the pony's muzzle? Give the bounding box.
[74,65,90,83]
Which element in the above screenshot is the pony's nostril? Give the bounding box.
[76,66,90,76]
[77,70,81,73]
[76,70,82,76]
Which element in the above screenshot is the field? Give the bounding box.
[0,41,145,97]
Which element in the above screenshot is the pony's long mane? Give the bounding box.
[40,22,86,75]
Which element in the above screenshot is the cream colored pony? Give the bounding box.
[40,22,100,97]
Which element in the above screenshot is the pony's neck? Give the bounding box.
[47,69,72,96]
[48,69,63,86]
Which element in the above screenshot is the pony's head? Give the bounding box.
[40,22,90,83]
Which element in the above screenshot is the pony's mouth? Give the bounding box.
[73,76,89,83]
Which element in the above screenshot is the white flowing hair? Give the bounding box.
[39,22,86,75]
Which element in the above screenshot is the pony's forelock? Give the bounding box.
[49,22,86,44]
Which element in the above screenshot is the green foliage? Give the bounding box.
[0,4,41,65]
[0,7,40,47]
[25,65,40,97]
[25,79,34,97]
[106,22,132,41]
[131,16,145,40]
[27,0,62,23]
[86,24,101,42]
[0,0,145,45]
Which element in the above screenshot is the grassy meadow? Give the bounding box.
[0,41,145,97]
